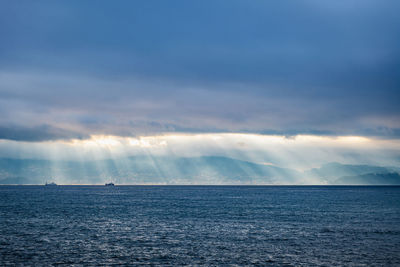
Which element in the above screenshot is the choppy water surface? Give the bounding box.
[1,186,400,266]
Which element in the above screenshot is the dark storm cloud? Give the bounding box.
[0,0,399,141]
[0,125,89,142]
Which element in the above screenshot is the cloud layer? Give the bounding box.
[0,1,400,141]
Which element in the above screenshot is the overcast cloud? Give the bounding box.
[0,0,399,141]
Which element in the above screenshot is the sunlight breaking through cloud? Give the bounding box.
[0,133,399,168]
[0,133,399,185]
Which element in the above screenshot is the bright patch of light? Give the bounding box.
[70,135,121,147]
[1,133,399,170]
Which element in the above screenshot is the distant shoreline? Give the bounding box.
[1,184,400,187]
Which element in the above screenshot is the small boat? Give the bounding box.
[45,181,57,186]
[105,182,115,186]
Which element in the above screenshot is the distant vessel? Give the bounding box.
[105,182,115,186]
[45,181,57,186]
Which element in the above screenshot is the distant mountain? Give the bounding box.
[0,156,300,185]
[334,173,400,185]
[1,158,398,185]
[305,162,399,184]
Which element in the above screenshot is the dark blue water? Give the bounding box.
[1,186,400,266]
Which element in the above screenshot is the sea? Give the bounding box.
[0,186,399,266]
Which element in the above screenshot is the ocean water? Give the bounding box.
[0,186,400,266]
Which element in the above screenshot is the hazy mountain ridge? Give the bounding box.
[334,172,400,185]
[0,156,299,185]
[0,157,398,185]
[305,162,400,184]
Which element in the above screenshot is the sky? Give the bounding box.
[0,1,400,170]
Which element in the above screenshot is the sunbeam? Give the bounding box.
[0,133,399,185]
